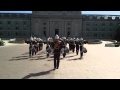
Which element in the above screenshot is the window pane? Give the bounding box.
[8,21,11,24]
[0,21,2,24]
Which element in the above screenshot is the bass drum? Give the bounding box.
[64,46,69,53]
[46,47,52,53]
[82,47,87,53]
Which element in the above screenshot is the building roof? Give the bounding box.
[0,13,31,18]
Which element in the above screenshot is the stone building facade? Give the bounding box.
[82,15,120,39]
[31,11,82,38]
[0,13,31,39]
[0,11,120,40]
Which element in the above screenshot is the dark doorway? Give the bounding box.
[43,31,46,37]
[67,31,70,37]
[55,29,59,35]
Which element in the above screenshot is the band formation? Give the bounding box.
[25,35,87,70]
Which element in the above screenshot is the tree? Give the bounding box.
[115,24,120,41]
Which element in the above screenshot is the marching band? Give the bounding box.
[25,35,87,59]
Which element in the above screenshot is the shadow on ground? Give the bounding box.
[22,69,54,79]
[22,52,29,55]
[65,55,76,58]
[30,57,46,60]
[67,57,83,61]
[9,55,30,61]
[9,50,46,61]
[47,58,64,61]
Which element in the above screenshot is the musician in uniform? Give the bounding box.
[80,38,84,59]
[71,38,75,53]
[75,38,80,55]
[38,38,43,51]
[61,39,66,58]
[53,35,61,70]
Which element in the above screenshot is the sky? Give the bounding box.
[0,11,120,15]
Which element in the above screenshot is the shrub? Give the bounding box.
[8,41,15,43]
[88,39,102,44]
[105,43,119,47]
[8,40,24,44]
[0,40,5,46]
[115,44,119,47]
[114,42,120,45]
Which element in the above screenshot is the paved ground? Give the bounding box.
[0,41,120,79]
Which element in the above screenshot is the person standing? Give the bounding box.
[75,38,80,55]
[79,38,84,59]
[53,35,61,70]
[61,40,66,58]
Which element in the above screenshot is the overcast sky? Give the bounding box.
[0,11,120,15]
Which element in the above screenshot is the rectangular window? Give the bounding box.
[86,22,90,26]
[23,32,26,36]
[67,23,71,25]
[110,23,113,26]
[0,21,2,24]
[16,32,18,35]
[86,34,89,37]
[15,21,19,24]
[102,34,105,37]
[8,21,11,24]
[43,31,46,36]
[94,22,97,26]
[16,26,19,30]
[24,14,27,17]
[23,28,27,30]
[0,32,2,35]
[43,27,46,30]
[102,23,105,26]
[7,32,10,36]
[8,27,11,30]
[86,28,89,31]
[110,34,112,37]
[23,21,27,25]
[43,23,47,25]
[94,34,97,37]
[0,26,2,30]
[117,23,120,26]
[67,31,70,36]
[67,27,70,30]
[9,14,12,17]
[110,28,112,31]
[17,14,20,17]
[102,28,105,31]
[94,28,97,31]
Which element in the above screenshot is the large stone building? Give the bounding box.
[0,13,31,39]
[31,11,82,38]
[82,15,120,39]
[0,11,120,40]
